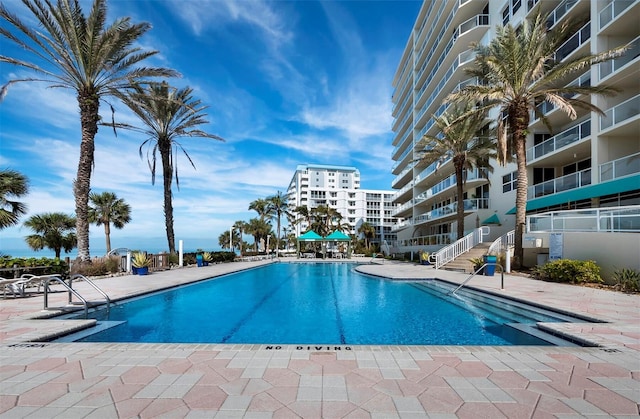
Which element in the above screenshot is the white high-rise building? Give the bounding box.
[286,164,398,246]
[390,0,639,267]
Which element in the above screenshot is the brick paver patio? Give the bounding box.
[1,259,639,418]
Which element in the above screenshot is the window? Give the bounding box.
[502,171,518,193]
[502,6,510,25]
[512,0,521,14]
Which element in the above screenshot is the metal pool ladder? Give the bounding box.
[449,263,505,295]
[44,274,111,318]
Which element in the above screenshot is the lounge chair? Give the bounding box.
[0,277,21,298]
[10,274,57,297]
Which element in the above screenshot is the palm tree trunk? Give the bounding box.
[104,223,111,253]
[455,161,465,240]
[75,91,100,263]
[512,104,531,269]
[160,145,176,254]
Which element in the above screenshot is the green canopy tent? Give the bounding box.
[325,230,352,258]
[296,230,353,259]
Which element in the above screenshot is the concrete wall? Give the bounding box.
[523,232,640,281]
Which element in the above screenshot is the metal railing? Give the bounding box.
[526,120,590,162]
[43,274,111,319]
[450,262,505,295]
[528,168,591,200]
[599,0,635,29]
[430,226,490,269]
[487,230,515,255]
[527,205,640,233]
[600,94,640,131]
[599,151,640,182]
[600,35,639,80]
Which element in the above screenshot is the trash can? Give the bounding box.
[483,255,497,276]
[196,254,203,267]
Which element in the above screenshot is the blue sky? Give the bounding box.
[1,0,421,257]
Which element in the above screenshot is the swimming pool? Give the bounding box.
[67,262,582,345]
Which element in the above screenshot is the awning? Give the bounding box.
[506,174,640,214]
[481,214,501,225]
[325,230,351,241]
[298,230,323,241]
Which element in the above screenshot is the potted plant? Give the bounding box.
[202,252,212,266]
[469,257,484,274]
[131,252,151,275]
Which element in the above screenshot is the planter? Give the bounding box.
[483,255,497,276]
[136,266,149,276]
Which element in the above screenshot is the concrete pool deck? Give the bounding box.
[1,258,639,418]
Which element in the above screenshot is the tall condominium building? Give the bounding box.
[390,0,639,264]
[286,164,398,246]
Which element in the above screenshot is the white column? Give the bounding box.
[179,240,183,267]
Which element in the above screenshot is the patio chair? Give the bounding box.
[10,274,56,297]
[1,277,21,298]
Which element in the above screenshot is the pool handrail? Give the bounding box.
[449,262,505,295]
[43,274,111,318]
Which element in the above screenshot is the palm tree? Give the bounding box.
[448,12,627,268]
[357,222,376,250]
[112,82,224,254]
[292,205,311,232]
[0,169,29,229]
[88,191,131,254]
[417,106,496,240]
[0,0,177,262]
[233,220,247,256]
[245,218,272,253]
[311,205,343,237]
[266,191,290,253]
[249,198,271,222]
[23,212,77,258]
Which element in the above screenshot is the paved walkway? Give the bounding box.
[1,259,639,418]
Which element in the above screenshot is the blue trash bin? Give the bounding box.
[196,254,203,267]
[483,255,497,276]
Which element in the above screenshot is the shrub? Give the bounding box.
[0,255,69,277]
[532,259,602,284]
[74,260,109,277]
[612,268,640,292]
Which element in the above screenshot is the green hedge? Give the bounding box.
[0,256,69,278]
[532,259,602,284]
[183,251,235,266]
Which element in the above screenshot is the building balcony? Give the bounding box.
[391,162,415,186]
[599,0,636,31]
[414,198,489,226]
[600,94,640,133]
[600,151,640,182]
[528,168,591,200]
[393,181,414,204]
[527,119,591,162]
[414,167,489,207]
[555,21,590,62]
[599,35,640,81]
[546,0,580,29]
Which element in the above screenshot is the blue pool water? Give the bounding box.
[74,263,569,345]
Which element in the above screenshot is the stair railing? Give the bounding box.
[429,226,490,269]
[43,274,112,319]
[487,230,515,255]
[449,262,505,295]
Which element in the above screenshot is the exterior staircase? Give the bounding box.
[441,242,491,273]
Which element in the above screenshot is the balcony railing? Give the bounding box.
[391,162,414,187]
[599,0,635,30]
[414,198,489,225]
[527,205,640,233]
[528,168,591,200]
[527,119,591,161]
[600,94,640,131]
[600,35,640,80]
[600,151,640,182]
[546,0,579,29]
[395,233,455,248]
[555,21,590,62]
[415,168,489,203]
